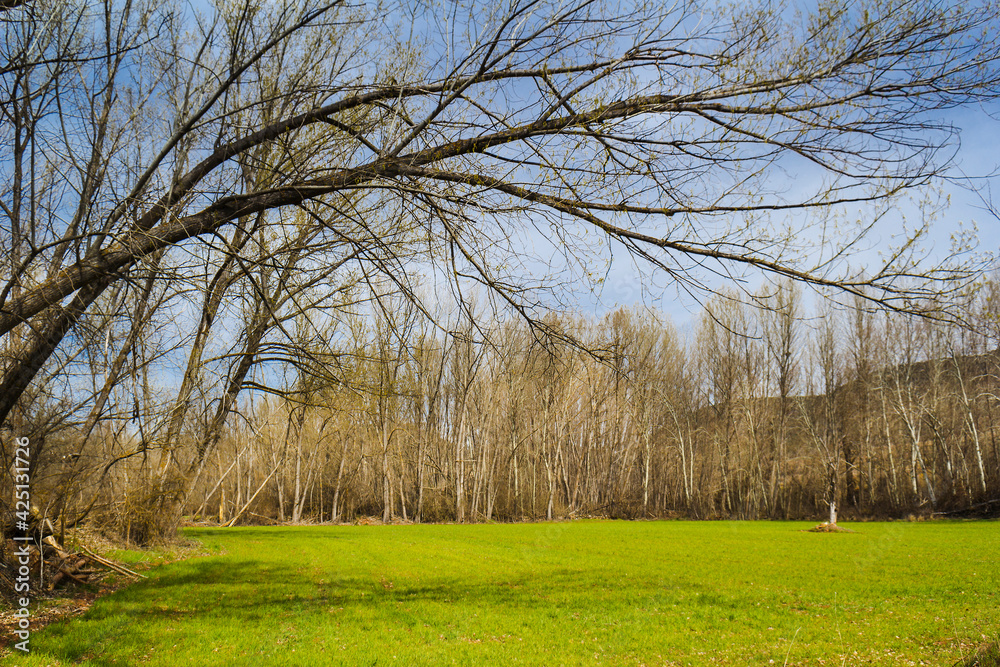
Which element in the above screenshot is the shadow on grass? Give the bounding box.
[131,555,582,609]
[25,551,590,665]
[957,641,1000,667]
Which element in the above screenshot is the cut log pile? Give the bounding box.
[44,537,146,590]
[2,520,146,594]
[45,542,145,590]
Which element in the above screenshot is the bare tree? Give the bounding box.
[802,301,844,525]
[885,313,938,510]
[5,0,1000,430]
[761,281,800,517]
[4,0,1000,578]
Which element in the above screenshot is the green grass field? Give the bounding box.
[3,520,998,665]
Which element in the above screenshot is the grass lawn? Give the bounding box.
[3,520,998,665]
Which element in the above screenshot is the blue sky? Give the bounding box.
[580,102,1000,327]
[366,0,1000,334]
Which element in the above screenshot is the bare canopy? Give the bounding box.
[2,0,1000,432]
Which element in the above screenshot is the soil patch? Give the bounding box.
[804,522,857,533]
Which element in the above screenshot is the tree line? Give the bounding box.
[19,282,1000,543]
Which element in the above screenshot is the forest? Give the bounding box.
[15,281,1000,544]
[4,0,1000,596]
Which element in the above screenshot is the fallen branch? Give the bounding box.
[932,498,1000,517]
[79,545,147,579]
[226,463,281,527]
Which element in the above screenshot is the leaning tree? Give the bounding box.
[3,0,1000,551]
